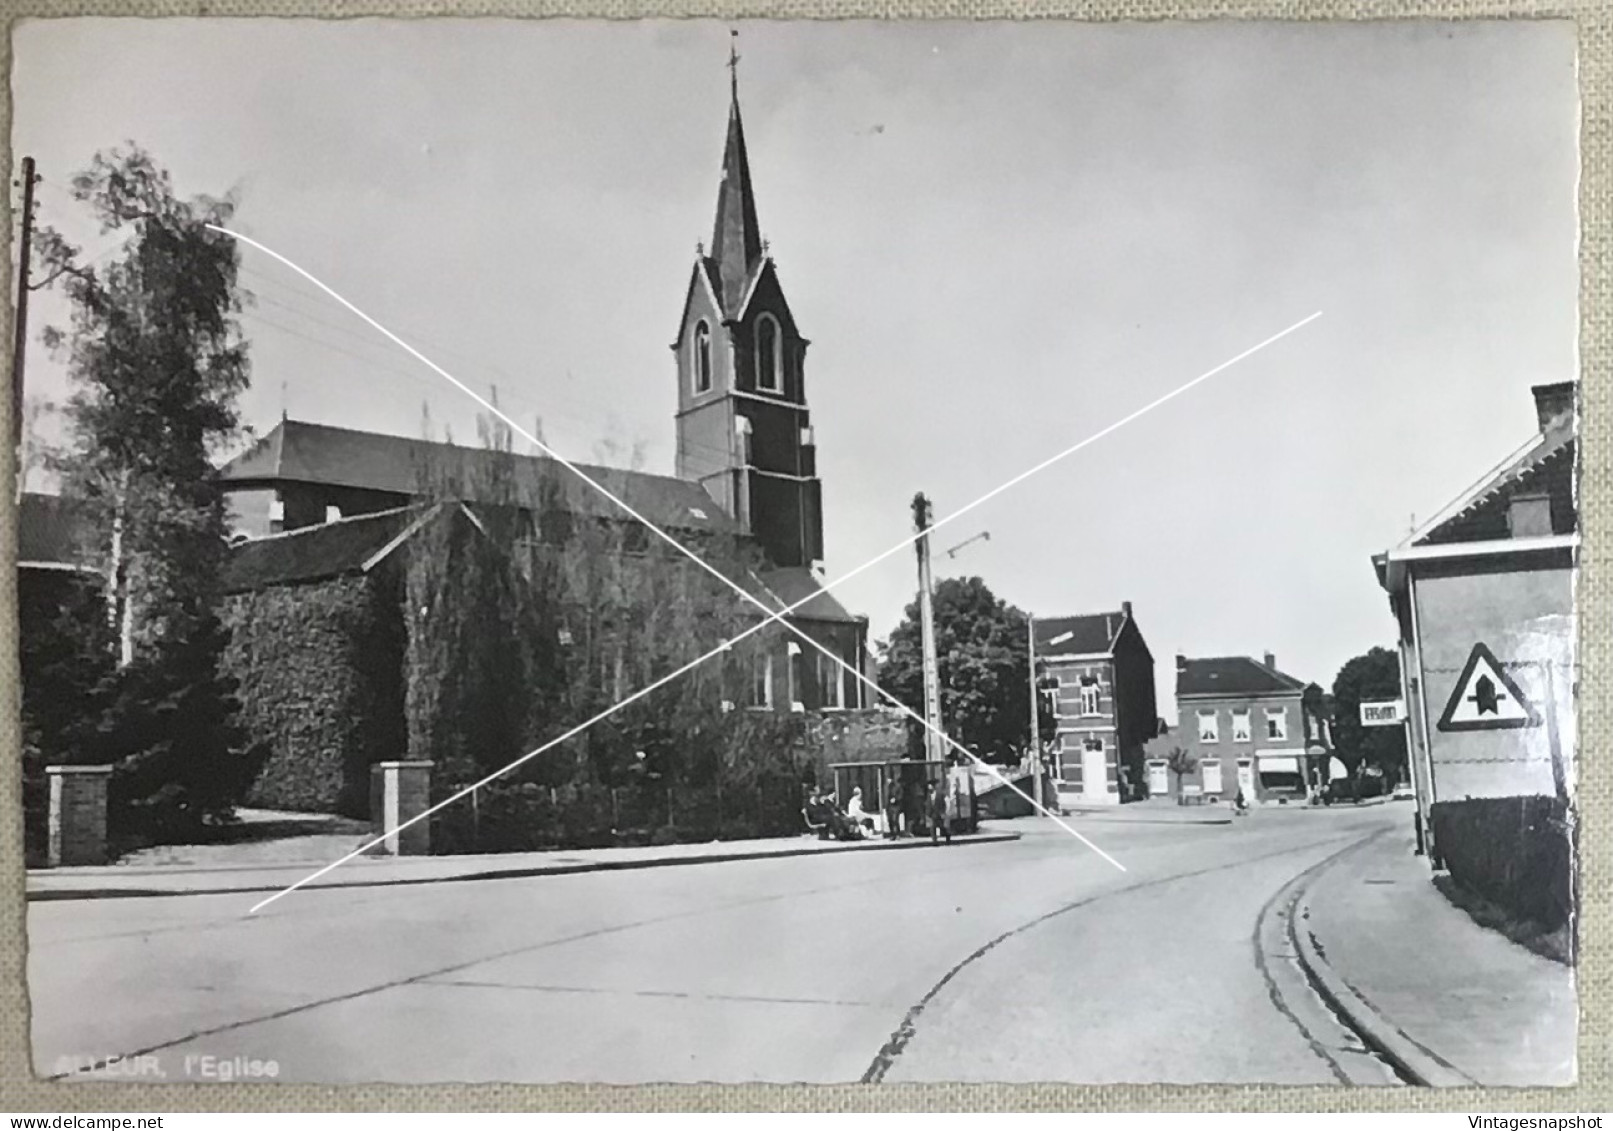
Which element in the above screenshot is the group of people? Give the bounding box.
[804,773,962,845]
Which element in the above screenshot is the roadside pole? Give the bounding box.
[12,155,36,503]
[1027,614,1042,811]
[912,493,944,764]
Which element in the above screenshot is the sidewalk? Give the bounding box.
[1052,799,1231,825]
[1294,828,1577,1086]
[26,827,1021,902]
[1051,796,1392,825]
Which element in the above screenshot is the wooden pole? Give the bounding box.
[913,493,943,764]
[1028,614,1042,811]
[12,156,36,502]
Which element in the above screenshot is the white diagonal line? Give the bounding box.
[215,222,1317,909]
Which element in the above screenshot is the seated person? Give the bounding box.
[845,787,877,835]
[803,790,834,839]
[805,789,862,841]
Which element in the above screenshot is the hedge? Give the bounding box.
[429,772,813,854]
[1430,794,1575,933]
[220,570,405,817]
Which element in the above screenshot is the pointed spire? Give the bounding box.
[711,29,762,313]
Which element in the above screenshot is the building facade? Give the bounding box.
[1035,603,1158,809]
[1373,382,1577,858]
[1169,653,1315,803]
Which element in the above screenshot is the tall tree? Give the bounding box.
[1331,646,1408,782]
[39,146,248,663]
[34,146,260,842]
[878,575,1032,764]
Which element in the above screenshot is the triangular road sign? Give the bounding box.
[1437,643,1541,732]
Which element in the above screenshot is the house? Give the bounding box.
[1372,382,1577,858]
[1033,602,1158,808]
[211,62,879,813]
[17,492,100,613]
[1169,652,1318,804]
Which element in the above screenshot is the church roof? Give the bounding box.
[710,66,763,314]
[221,504,431,593]
[754,566,863,625]
[220,419,736,535]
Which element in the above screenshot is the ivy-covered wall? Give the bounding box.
[220,569,405,816]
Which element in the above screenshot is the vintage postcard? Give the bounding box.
[14,18,1578,1087]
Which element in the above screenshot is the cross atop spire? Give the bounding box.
[710,30,763,312]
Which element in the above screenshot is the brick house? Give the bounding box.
[1168,653,1317,804]
[1373,381,1577,857]
[1034,603,1158,808]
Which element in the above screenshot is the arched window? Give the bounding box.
[755,314,782,393]
[692,321,712,394]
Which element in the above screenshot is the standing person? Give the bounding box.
[883,771,903,839]
[930,773,952,845]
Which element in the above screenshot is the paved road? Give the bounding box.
[31,805,1404,1085]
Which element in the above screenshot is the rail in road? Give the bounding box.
[30,807,1407,1085]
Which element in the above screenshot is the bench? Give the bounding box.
[1180,786,1208,807]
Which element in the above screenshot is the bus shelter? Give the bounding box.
[829,758,979,837]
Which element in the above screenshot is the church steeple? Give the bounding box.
[711,32,762,313]
[672,38,824,572]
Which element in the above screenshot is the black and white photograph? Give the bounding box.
[13,18,1579,1088]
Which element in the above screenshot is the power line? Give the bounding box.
[234,309,701,462]
[234,299,741,466]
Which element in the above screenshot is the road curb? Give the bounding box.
[27,830,1023,902]
[1287,838,1476,1088]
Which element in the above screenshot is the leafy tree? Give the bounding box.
[878,575,1032,764]
[1166,745,1196,802]
[20,574,116,862]
[1331,647,1408,783]
[39,145,248,661]
[34,146,260,842]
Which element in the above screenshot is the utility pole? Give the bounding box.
[1027,614,1042,810]
[912,492,944,764]
[11,155,36,501]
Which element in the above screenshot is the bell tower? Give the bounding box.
[671,41,824,569]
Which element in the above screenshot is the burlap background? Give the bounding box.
[0,4,1603,1114]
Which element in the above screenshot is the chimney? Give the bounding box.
[1264,652,1276,670]
[1175,653,1188,674]
[1531,382,1575,433]
[1121,600,1133,620]
[1507,492,1553,539]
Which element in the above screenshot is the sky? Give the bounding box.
[11,18,1580,720]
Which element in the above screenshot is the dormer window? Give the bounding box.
[755,313,782,393]
[692,321,713,395]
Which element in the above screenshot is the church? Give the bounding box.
[210,64,874,813]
